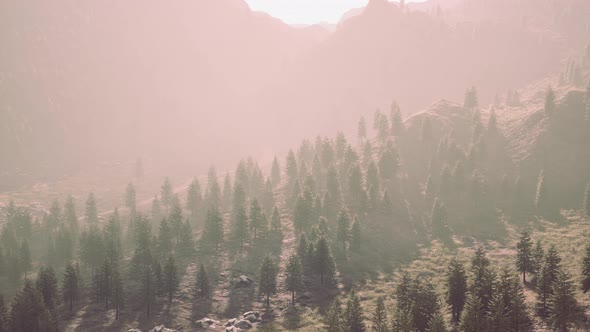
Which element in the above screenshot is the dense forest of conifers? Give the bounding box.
[1,83,590,331]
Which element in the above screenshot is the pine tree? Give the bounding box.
[36,266,58,309]
[168,197,183,246]
[314,237,336,285]
[86,192,98,224]
[344,289,365,332]
[160,177,173,212]
[62,263,79,311]
[464,86,479,109]
[516,230,533,283]
[141,265,155,318]
[125,182,137,222]
[325,298,344,332]
[271,157,281,187]
[19,240,31,279]
[177,220,195,258]
[390,101,405,136]
[544,86,556,116]
[157,219,173,259]
[487,292,509,332]
[549,269,579,332]
[350,217,361,252]
[372,296,388,332]
[286,150,299,188]
[9,280,54,332]
[222,173,232,212]
[270,206,282,237]
[195,263,210,299]
[249,199,264,241]
[358,116,367,141]
[336,210,350,252]
[186,178,202,225]
[460,293,486,332]
[259,256,278,306]
[427,312,447,332]
[531,240,544,283]
[111,265,124,319]
[203,206,223,251]
[446,257,467,323]
[0,294,7,332]
[163,255,179,303]
[151,195,162,227]
[232,204,248,249]
[64,195,79,237]
[285,254,302,306]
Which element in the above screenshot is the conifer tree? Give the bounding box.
[232,204,248,249]
[249,199,264,241]
[111,266,124,319]
[64,195,79,237]
[358,116,367,141]
[259,256,278,306]
[160,177,173,212]
[372,296,388,332]
[314,237,336,285]
[203,206,223,251]
[378,141,400,182]
[446,257,467,323]
[427,313,448,332]
[157,219,173,259]
[151,195,162,227]
[285,254,303,306]
[140,266,155,318]
[36,266,58,309]
[270,206,282,237]
[350,217,361,252]
[549,269,579,332]
[325,298,344,332]
[163,255,179,303]
[390,101,405,136]
[336,210,350,251]
[186,178,202,225]
[177,220,195,258]
[19,240,31,279]
[9,280,54,332]
[487,292,509,332]
[516,230,533,283]
[222,173,232,212]
[531,240,544,282]
[168,197,183,245]
[62,263,79,311]
[286,150,299,188]
[130,215,153,272]
[460,293,486,332]
[271,157,281,187]
[344,289,366,332]
[86,192,98,224]
[195,263,210,299]
[125,182,137,222]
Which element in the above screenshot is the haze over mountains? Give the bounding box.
[1,0,589,185]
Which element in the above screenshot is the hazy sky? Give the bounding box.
[245,0,425,25]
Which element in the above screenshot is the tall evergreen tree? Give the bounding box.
[203,206,223,251]
[9,280,54,332]
[19,240,31,279]
[160,177,173,212]
[344,289,365,332]
[195,263,210,299]
[85,192,98,224]
[186,178,202,225]
[427,312,448,332]
[350,217,361,252]
[169,197,183,245]
[125,182,137,222]
[325,298,344,332]
[336,210,350,252]
[314,237,336,286]
[157,219,173,259]
[516,230,533,283]
[232,204,248,249]
[460,293,486,332]
[36,266,58,309]
[271,157,281,187]
[549,269,579,332]
[372,296,388,332]
[111,266,124,320]
[285,254,303,306]
[544,86,556,116]
[259,256,278,306]
[177,220,195,258]
[249,199,264,241]
[286,150,299,188]
[64,195,79,237]
[140,265,155,318]
[446,257,467,323]
[358,116,367,141]
[163,256,179,303]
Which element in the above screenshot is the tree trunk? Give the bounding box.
[291,291,295,306]
[523,271,526,283]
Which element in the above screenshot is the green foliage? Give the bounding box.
[140,265,156,318]
[285,254,303,306]
[460,293,486,332]
[160,177,173,210]
[177,220,195,258]
[168,198,183,245]
[203,206,224,251]
[36,266,58,309]
[111,265,124,319]
[371,296,388,332]
[62,263,79,311]
[325,297,344,332]
[125,182,137,221]
[9,280,55,332]
[249,199,265,240]
[195,263,210,299]
[271,157,281,187]
[336,210,350,252]
[446,257,467,323]
[350,217,361,252]
[516,230,533,283]
[186,178,202,224]
[313,237,336,286]
[163,255,179,303]
[344,289,365,332]
[259,255,278,306]
[85,192,98,224]
[549,269,580,332]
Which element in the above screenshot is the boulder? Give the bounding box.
[196,317,218,329]
[232,275,254,288]
[225,318,237,326]
[234,319,253,329]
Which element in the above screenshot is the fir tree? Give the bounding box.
[163,255,179,303]
[62,263,79,311]
[249,199,264,241]
[271,157,281,187]
[186,178,202,225]
[125,182,137,222]
[285,254,303,306]
[168,198,183,245]
[270,206,282,237]
[86,192,98,224]
[222,173,232,212]
[549,269,579,332]
[460,293,486,332]
[325,298,344,332]
[336,210,350,252]
[140,265,155,318]
[232,204,248,249]
[531,240,544,283]
[516,230,533,283]
[160,177,173,212]
[195,263,210,299]
[314,237,336,285]
[350,217,361,252]
[9,280,54,332]
[446,257,467,323]
[203,206,223,251]
[487,292,509,332]
[19,240,31,279]
[111,266,124,320]
[286,150,299,187]
[390,101,405,136]
[344,289,365,332]
[36,266,58,309]
[358,116,367,141]
[372,296,388,332]
[64,195,79,237]
[259,256,278,306]
[157,219,173,259]
[177,220,195,258]
[427,312,448,332]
